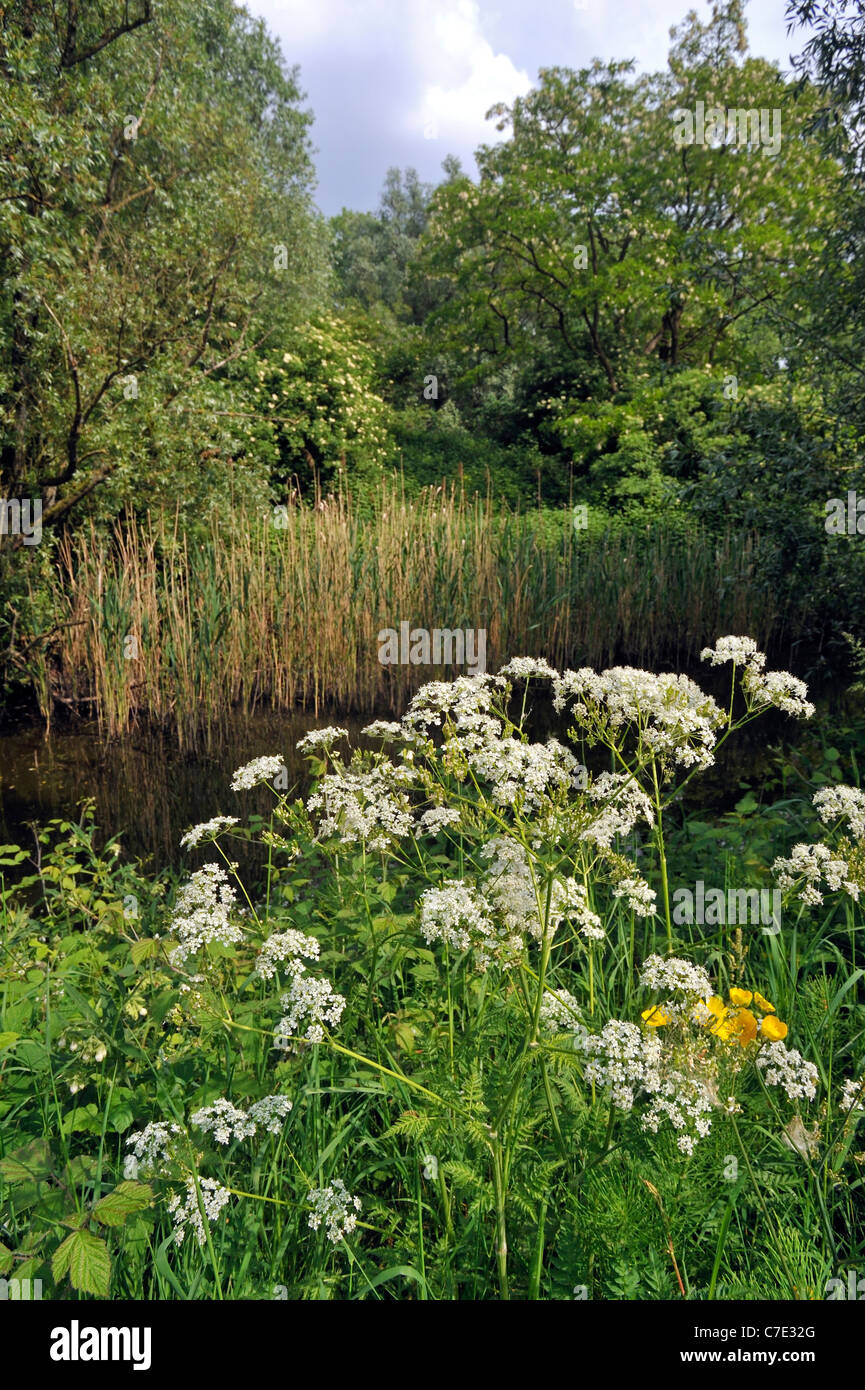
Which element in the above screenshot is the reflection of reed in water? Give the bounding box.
[0,713,368,883]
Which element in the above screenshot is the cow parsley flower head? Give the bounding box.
[612,875,657,917]
[190,1099,257,1145]
[306,762,416,850]
[742,668,815,719]
[247,1094,294,1133]
[252,928,321,981]
[167,1178,232,1247]
[813,785,865,843]
[169,863,243,964]
[574,1019,663,1111]
[125,1121,182,1176]
[772,842,859,906]
[180,815,239,849]
[231,755,287,791]
[700,636,766,671]
[539,988,582,1035]
[581,772,654,849]
[497,656,559,681]
[307,1178,361,1242]
[756,1041,818,1101]
[639,955,714,1005]
[419,879,506,965]
[296,727,349,752]
[640,1072,714,1154]
[274,974,346,1049]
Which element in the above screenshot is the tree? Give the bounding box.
[0,0,326,536]
[420,3,839,403]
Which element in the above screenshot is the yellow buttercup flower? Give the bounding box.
[729,1008,758,1046]
[729,988,753,1007]
[641,1005,671,1027]
[760,1016,788,1041]
[752,991,775,1014]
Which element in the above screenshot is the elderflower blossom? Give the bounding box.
[252,928,321,980]
[168,1178,232,1247]
[700,636,766,671]
[574,1019,663,1111]
[772,842,859,906]
[581,772,654,850]
[813,785,865,843]
[273,974,346,1048]
[180,815,239,849]
[125,1121,182,1177]
[190,1099,256,1144]
[307,1178,361,1242]
[741,667,815,719]
[756,1041,819,1102]
[296,727,348,752]
[169,863,244,964]
[230,755,287,790]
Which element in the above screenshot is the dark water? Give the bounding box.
[0,694,849,888]
[0,713,369,878]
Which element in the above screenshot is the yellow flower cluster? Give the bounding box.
[642,987,788,1046]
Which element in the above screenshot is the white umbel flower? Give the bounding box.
[296,727,349,752]
[273,974,346,1048]
[180,815,239,849]
[231,755,287,790]
[169,863,244,964]
[307,1178,361,1242]
[756,1041,818,1101]
[700,636,766,671]
[168,1178,232,1247]
[813,785,865,843]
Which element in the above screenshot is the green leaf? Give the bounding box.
[0,1032,20,1051]
[0,1139,53,1184]
[52,1229,111,1296]
[130,938,160,967]
[92,1182,153,1228]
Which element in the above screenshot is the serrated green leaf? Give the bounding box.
[52,1228,111,1296]
[92,1181,153,1227]
[130,938,160,967]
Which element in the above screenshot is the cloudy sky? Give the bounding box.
[250,0,802,216]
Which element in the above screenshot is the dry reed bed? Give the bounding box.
[33,483,791,743]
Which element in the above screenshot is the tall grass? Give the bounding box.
[28,481,797,743]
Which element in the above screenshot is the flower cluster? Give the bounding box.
[190,1094,293,1143]
[306,761,416,851]
[230,755,287,791]
[575,1019,663,1111]
[611,875,656,917]
[640,1072,715,1156]
[772,842,858,906]
[169,863,244,965]
[813,784,865,842]
[539,987,582,1034]
[180,815,239,850]
[581,772,655,850]
[167,1178,232,1247]
[124,1121,182,1178]
[639,954,713,1021]
[700,636,766,671]
[307,1178,361,1243]
[741,668,815,719]
[553,666,726,770]
[252,928,321,981]
[756,1042,819,1102]
[296,727,348,752]
[419,880,502,963]
[273,974,346,1049]
[692,989,788,1046]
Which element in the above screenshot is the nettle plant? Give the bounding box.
[122,636,865,1298]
